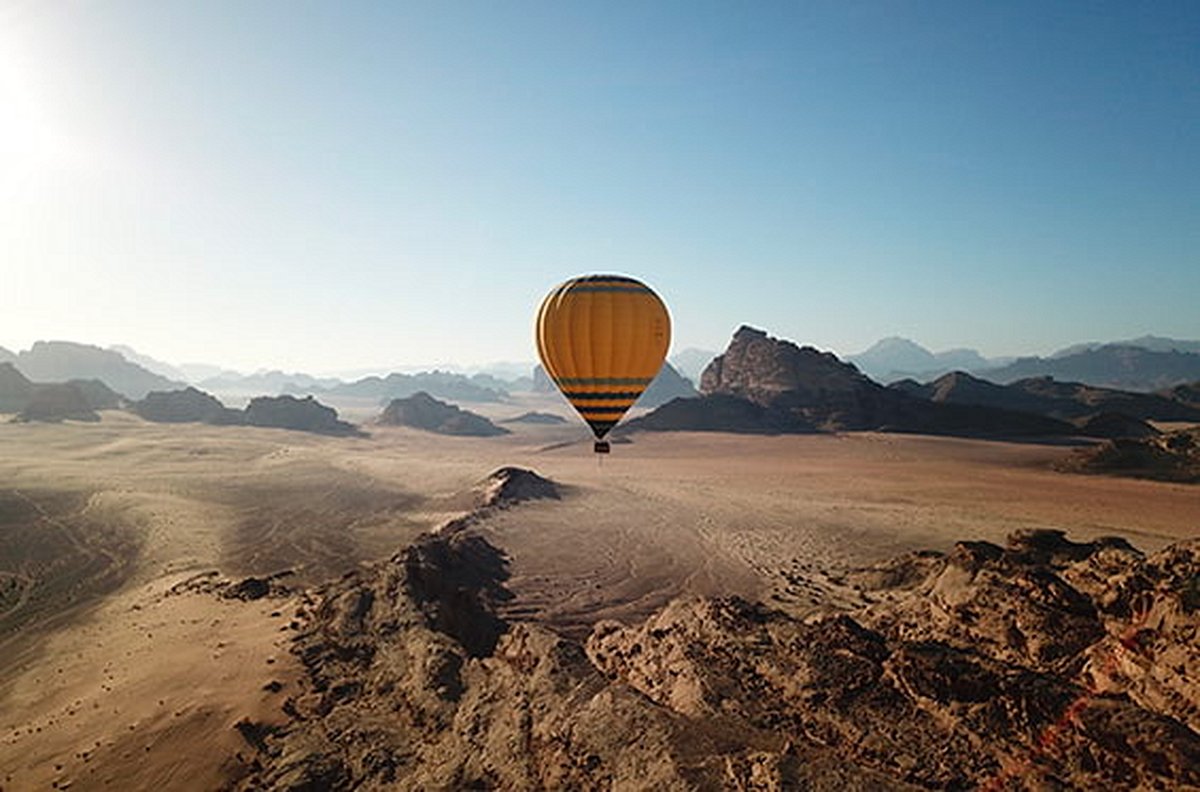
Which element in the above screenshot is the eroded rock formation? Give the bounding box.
[231,496,1200,790]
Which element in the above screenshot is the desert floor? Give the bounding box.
[1,406,1196,789]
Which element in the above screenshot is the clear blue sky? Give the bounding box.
[4,1,1197,372]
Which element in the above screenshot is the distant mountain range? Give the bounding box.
[980,346,1200,391]
[1,362,127,422]
[848,335,1200,391]
[846,337,1008,382]
[6,333,1199,413]
[11,341,183,399]
[292,371,508,404]
[1050,335,1200,358]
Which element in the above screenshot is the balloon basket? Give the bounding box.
[593,441,610,454]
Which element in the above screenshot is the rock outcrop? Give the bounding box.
[244,395,360,436]
[1058,428,1200,483]
[1074,411,1161,439]
[700,326,875,411]
[233,522,1200,791]
[378,392,509,437]
[1006,375,1200,422]
[1160,381,1200,409]
[133,387,244,425]
[14,384,100,422]
[894,371,1197,437]
[635,327,1077,438]
[473,467,561,508]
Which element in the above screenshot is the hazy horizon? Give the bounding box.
[7,327,1200,383]
[5,3,1198,372]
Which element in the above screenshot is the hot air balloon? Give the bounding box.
[535,274,671,453]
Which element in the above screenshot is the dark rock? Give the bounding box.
[226,577,271,601]
[14,383,99,423]
[474,467,561,507]
[377,392,509,437]
[133,387,243,425]
[244,395,359,436]
[1075,412,1161,439]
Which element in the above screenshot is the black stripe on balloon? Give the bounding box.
[579,410,628,418]
[575,274,639,283]
[586,419,618,438]
[567,286,649,294]
[563,391,643,400]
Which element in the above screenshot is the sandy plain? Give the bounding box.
[1,401,1196,789]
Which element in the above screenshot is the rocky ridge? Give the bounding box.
[1058,427,1200,483]
[131,389,361,435]
[229,471,1200,790]
[630,327,1076,439]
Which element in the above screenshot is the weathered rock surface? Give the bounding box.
[133,387,244,425]
[233,513,1200,791]
[473,467,561,508]
[378,391,509,437]
[1058,428,1200,483]
[244,395,360,436]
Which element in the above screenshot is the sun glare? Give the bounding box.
[0,37,82,177]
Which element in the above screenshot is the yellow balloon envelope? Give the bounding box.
[536,274,671,451]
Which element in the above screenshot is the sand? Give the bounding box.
[0,408,1196,787]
